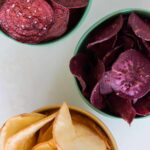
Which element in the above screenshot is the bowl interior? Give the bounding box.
[35,105,118,150]
[73,8,150,119]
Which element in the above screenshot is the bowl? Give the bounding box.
[34,104,118,150]
[0,0,92,45]
[72,8,150,120]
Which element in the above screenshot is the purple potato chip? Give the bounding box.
[99,72,113,95]
[128,13,150,41]
[124,32,143,51]
[43,0,69,41]
[122,35,134,49]
[70,53,105,98]
[107,93,136,124]
[134,93,150,115]
[53,0,88,9]
[90,82,105,109]
[110,49,150,100]
[88,35,117,59]
[103,45,122,69]
[142,40,150,57]
[87,15,123,48]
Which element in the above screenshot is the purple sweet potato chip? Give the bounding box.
[43,0,69,41]
[128,13,150,41]
[134,93,150,115]
[99,72,113,95]
[69,53,105,98]
[103,45,122,69]
[90,82,105,109]
[87,15,123,48]
[53,0,88,9]
[107,93,136,124]
[142,40,150,57]
[122,35,134,49]
[87,35,117,59]
[111,49,150,100]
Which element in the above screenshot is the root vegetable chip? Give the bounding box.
[70,53,105,98]
[53,0,88,8]
[111,49,150,100]
[90,82,105,109]
[5,113,56,150]
[134,94,150,115]
[87,15,123,48]
[128,13,150,41]
[99,72,113,95]
[107,94,136,124]
[53,103,76,150]
[0,113,45,150]
[43,0,69,41]
[88,35,117,59]
[0,0,54,43]
[32,140,56,150]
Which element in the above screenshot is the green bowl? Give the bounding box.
[0,0,92,46]
[73,8,150,120]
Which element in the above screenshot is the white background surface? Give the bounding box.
[0,0,150,149]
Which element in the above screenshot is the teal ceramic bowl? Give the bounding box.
[0,0,92,45]
[73,8,150,120]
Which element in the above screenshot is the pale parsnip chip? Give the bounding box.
[38,123,51,143]
[74,135,106,150]
[5,113,57,150]
[32,140,56,150]
[38,124,53,143]
[53,103,76,150]
[0,113,45,150]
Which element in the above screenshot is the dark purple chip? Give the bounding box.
[87,15,123,48]
[99,72,113,95]
[103,45,122,69]
[43,0,69,41]
[87,35,117,59]
[128,13,150,41]
[142,40,150,57]
[134,93,150,115]
[69,53,89,91]
[0,0,54,43]
[69,53,105,98]
[90,82,105,109]
[122,35,134,49]
[53,0,88,8]
[110,49,150,100]
[107,93,136,124]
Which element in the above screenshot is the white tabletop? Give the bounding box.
[0,0,150,149]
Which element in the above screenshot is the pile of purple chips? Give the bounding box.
[70,13,150,124]
[0,0,88,44]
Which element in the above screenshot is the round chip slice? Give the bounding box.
[43,0,69,41]
[0,0,54,43]
[128,13,150,41]
[110,49,150,100]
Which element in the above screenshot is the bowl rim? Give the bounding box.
[34,104,118,150]
[73,8,150,120]
[0,0,92,46]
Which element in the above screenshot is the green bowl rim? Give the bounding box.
[73,8,150,120]
[0,0,92,46]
